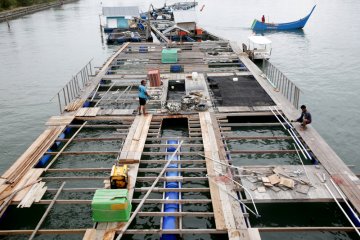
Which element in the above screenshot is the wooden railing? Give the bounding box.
[261,60,301,109]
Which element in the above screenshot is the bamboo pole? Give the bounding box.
[28,182,66,240]
[44,122,87,171]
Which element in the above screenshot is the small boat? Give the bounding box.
[251,5,316,31]
[243,36,272,60]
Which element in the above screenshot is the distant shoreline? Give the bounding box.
[0,0,59,12]
[0,0,77,22]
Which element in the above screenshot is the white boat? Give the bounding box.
[246,36,272,60]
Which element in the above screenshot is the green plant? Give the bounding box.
[0,0,16,9]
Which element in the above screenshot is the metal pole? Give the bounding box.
[80,69,85,85]
[90,84,101,102]
[75,76,81,93]
[290,128,312,159]
[288,130,308,159]
[85,68,89,82]
[330,178,360,224]
[94,82,116,107]
[63,88,68,106]
[89,61,93,75]
[66,85,71,103]
[273,106,292,128]
[324,184,360,237]
[268,107,286,130]
[70,79,75,99]
[293,143,311,183]
[57,93,62,113]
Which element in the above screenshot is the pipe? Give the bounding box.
[273,106,292,129]
[289,128,312,160]
[270,106,311,160]
[324,184,360,237]
[292,143,312,185]
[288,130,308,160]
[268,107,286,130]
[329,178,360,226]
[161,140,180,240]
[268,107,308,159]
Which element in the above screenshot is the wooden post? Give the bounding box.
[28,182,66,240]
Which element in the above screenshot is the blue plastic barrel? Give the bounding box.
[35,149,53,168]
[55,133,65,148]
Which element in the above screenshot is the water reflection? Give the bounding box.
[253,29,305,37]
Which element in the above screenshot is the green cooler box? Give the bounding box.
[161,49,178,63]
[92,189,131,222]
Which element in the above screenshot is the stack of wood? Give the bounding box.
[64,99,85,112]
[0,127,63,185]
[17,181,47,208]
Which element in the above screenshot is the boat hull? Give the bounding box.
[251,5,316,31]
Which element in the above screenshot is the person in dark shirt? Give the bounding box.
[261,15,265,23]
[137,80,151,115]
[291,105,312,128]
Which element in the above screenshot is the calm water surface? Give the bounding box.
[0,1,359,238]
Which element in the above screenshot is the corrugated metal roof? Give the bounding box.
[102,6,139,17]
[173,10,197,23]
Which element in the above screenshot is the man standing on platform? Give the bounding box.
[138,80,150,115]
[291,105,312,129]
[261,15,266,23]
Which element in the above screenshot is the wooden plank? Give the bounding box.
[45,116,74,126]
[17,181,47,208]
[96,115,152,239]
[13,169,44,202]
[218,106,252,112]
[199,112,226,230]
[75,108,88,117]
[1,127,64,183]
[204,112,240,231]
[83,229,96,240]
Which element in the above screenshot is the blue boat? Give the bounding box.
[251,5,316,31]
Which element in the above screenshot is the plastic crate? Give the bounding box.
[92,189,131,222]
